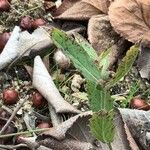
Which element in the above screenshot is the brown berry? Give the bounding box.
[130,98,150,111]
[37,122,51,129]
[0,32,11,52]
[0,0,10,12]
[32,91,46,108]
[3,89,19,105]
[32,18,46,29]
[16,135,26,144]
[19,16,33,31]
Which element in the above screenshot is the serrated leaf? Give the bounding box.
[51,28,101,82]
[89,110,115,143]
[107,45,139,87]
[98,48,111,79]
[87,81,113,112]
[75,33,98,60]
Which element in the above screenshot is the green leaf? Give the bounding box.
[87,81,113,112]
[98,48,112,79]
[107,45,139,87]
[89,110,115,143]
[75,34,98,60]
[51,28,101,82]
[126,81,140,103]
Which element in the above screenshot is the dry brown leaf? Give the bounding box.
[88,15,130,66]
[52,0,80,17]
[44,1,56,12]
[83,0,110,14]
[119,108,150,150]
[109,0,150,47]
[32,56,80,114]
[36,110,137,150]
[54,1,101,20]
[53,0,111,20]
[137,46,150,79]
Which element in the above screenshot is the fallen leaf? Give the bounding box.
[52,0,80,17]
[0,26,53,70]
[137,46,150,79]
[32,55,80,114]
[88,15,130,66]
[119,108,150,150]
[0,26,20,70]
[36,110,136,150]
[109,0,150,47]
[53,0,111,20]
[82,0,110,14]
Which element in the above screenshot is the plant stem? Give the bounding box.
[108,143,113,150]
[0,128,49,138]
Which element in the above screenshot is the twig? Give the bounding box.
[0,98,27,135]
[48,104,62,127]
[0,128,49,138]
[0,144,28,150]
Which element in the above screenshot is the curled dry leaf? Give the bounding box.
[32,56,80,114]
[0,26,52,70]
[37,111,100,150]
[88,15,129,66]
[137,46,150,79]
[0,26,20,70]
[82,0,110,14]
[119,108,150,150]
[109,0,150,47]
[53,0,111,20]
[36,111,137,150]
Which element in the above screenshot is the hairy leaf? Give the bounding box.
[89,110,115,143]
[98,48,112,79]
[87,81,113,112]
[75,33,98,60]
[107,45,139,87]
[51,28,101,82]
[109,0,150,47]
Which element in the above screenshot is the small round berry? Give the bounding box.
[0,32,11,52]
[3,89,19,105]
[32,91,46,108]
[19,16,33,31]
[0,0,10,12]
[130,98,150,111]
[37,122,51,129]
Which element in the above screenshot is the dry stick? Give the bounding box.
[0,144,28,150]
[0,98,27,135]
